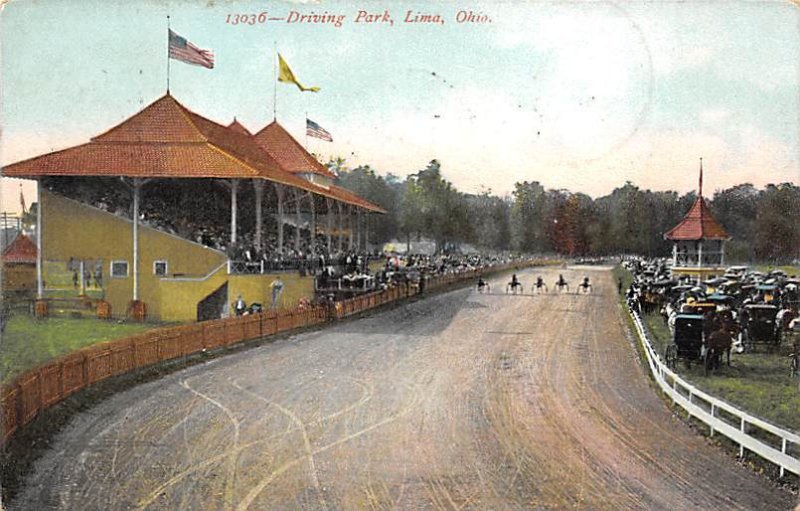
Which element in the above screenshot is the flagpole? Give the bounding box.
[166,15,171,93]
[273,41,277,121]
[305,111,309,149]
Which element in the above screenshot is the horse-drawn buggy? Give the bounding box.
[664,313,733,375]
[576,276,592,294]
[554,274,569,293]
[740,303,780,351]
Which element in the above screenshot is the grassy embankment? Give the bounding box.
[1,316,158,384]
[615,265,800,433]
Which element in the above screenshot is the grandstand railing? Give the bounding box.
[227,259,312,274]
[1,258,550,446]
[627,305,800,478]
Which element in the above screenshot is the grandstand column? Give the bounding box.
[253,180,265,251]
[348,205,354,250]
[294,189,302,252]
[672,243,678,268]
[308,193,317,256]
[230,179,239,245]
[325,197,333,253]
[275,183,285,254]
[364,213,369,251]
[337,201,344,252]
[35,179,47,317]
[129,177,148,320]
[356,209,362,251]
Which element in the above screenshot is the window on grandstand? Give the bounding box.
[110,260,129,278]
[153,260,168,277]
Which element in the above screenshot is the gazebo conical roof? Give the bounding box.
[2,233,37,264]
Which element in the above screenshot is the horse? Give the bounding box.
[554,275,569,293]
[506,274,523,294]
[704,326,734,375]
[577,277,592,294]
[477,277,490,294]
[534,277,548,294]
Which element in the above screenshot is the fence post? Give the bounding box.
[710,404,715,437]
[739,418,746,458]
[780,438,787,478]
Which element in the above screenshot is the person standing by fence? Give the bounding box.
[271,277,284,310]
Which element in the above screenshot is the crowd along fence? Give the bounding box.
[1,260,541,446]
[628,305,800,478]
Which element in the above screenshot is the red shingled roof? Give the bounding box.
[227,118,252,136]
[2,234,36,264]
[252,121,336,178]
[2,94,384,213]
[664,197,730,241]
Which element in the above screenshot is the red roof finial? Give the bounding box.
[698,157,703,197]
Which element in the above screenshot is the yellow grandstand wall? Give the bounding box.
[157,264,229,322]
[42,190,227,320]
[228,272,314,311]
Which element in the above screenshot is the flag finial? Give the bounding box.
[699,157,703,197]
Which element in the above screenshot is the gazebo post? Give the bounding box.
[275,183,285,254]
[253,180,265,252]
[294,189,302,253]
[325,197,333,254]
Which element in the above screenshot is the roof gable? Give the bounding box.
[252,121,335,178]
[228,118,252,136]
[92,95,207,143]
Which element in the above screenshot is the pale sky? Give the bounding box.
[1,0,799,213]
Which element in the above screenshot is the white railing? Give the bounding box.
[627,306,800,478]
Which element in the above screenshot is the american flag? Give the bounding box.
[169,29,214,69]
[306,118,333,142]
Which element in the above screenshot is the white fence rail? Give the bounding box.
[627,306,800,478]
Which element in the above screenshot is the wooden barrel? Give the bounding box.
[97,300,112,319]
[34,299,48,318]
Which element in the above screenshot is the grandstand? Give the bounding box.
[2,93,384,322]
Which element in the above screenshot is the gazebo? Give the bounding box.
[664,159,731,280]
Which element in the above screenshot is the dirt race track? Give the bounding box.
[11,267,797,510]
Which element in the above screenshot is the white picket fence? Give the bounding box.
[628,306,800,478]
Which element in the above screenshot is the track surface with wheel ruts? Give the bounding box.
[11,267,796,510]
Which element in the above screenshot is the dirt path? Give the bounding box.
[11,267,796,510]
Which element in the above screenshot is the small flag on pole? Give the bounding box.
[306,119,333,142]
[169,29,214,69]
[278,53,320,92]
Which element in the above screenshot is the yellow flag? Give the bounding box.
[277,53,320,93]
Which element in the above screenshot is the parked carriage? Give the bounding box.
[741,303,780,351]
[664,313,731,375]
[665,314,704,370]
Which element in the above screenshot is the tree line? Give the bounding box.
[333,159,800,263]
